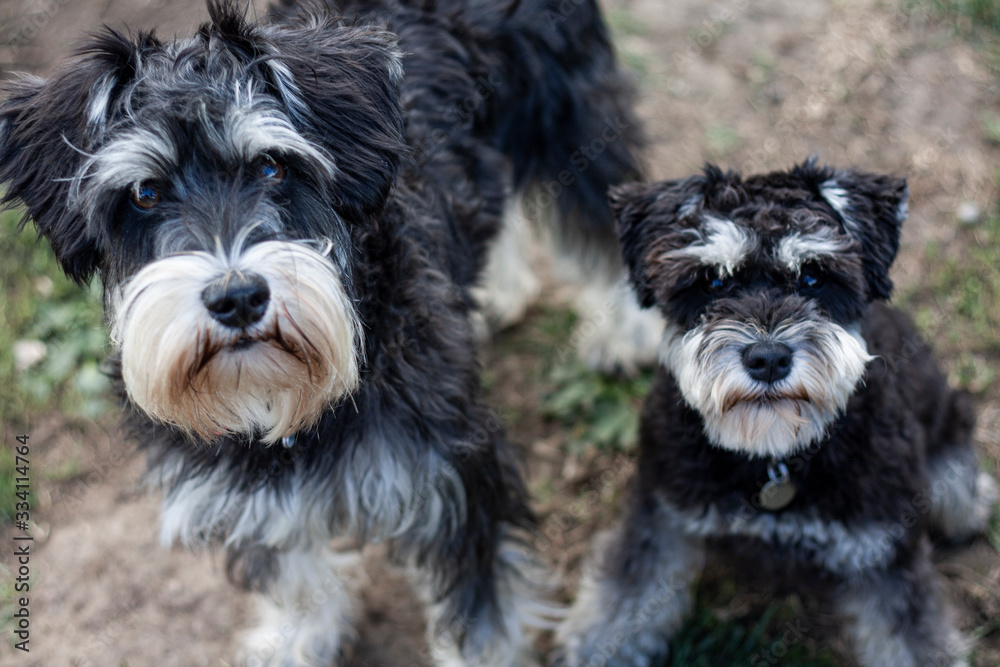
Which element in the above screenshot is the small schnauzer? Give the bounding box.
[0,0,647,664]
[558,160,999,667]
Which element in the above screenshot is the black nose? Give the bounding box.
[202,273,270,329]
[741,342,793,384]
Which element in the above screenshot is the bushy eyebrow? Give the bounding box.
[774,227,855,274]
[667,215,755,278]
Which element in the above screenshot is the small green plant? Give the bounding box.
[542,360,651,452]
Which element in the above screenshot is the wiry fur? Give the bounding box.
[237,547,362,666]
[658,314,872,458]
[559,160,999,667]
[110,239,361,442]
[0,0,644,664]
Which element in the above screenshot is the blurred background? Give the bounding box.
[1,0,999,665]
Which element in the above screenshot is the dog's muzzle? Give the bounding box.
[660,315,872,458]
[110,240,362,443]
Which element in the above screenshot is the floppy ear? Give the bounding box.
[611,175,708,308]
[799,160,908,301]
[223,2,406,218]
[0,30,157,283]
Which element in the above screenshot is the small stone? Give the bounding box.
[35,275,54,297]
[13,339,47,372]
[957,201,982,226]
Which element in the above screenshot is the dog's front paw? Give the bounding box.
[236,596,356,667]
[557,593,671,667]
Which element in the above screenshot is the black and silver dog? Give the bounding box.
[559,160,998,667]
[0,1,645,664]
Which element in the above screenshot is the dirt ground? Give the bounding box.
[2,0,1000,665]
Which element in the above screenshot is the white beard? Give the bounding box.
[659,318,872,458]
[110,240,361,443]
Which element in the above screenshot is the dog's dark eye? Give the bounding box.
[131,183,161,210]
[255,155,286,185]
[798,270,824,290]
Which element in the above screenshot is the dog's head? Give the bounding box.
[613,159,908,458]
[0,1,405,442]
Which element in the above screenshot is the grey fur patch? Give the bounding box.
[237,547,361,667]
[156,421,465,551]
[676,502,898,576]
[837,545,969,667]
[927,450,999,542]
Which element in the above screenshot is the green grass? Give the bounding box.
[1,206,110,526]
[0,565,17,643]
[521,306,651,453]
[657,572,840,667]
[605,8,655,83]
[0,208,109,425]
[661,602,836,667]
[705,125,741,158]
[0,445,35,524]
[983,112,1000,144]
[606,9,651,38]
[988,510,1000,555]
[910,0,1000,34]
[908,0,1000,79]
[923,0,1000,35]
[900,211,1000,393]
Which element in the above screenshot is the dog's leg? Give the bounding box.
[557,496,705,667]
[915,383,999,542]
[567,264,664,375]
[472,194,542,337]
[925,444,998,543]
[396,427,556,667]
[837,542,968,667]
[523,190,662,375]
[474,192,663,374]
[237,545,360,667]
[418,538,556,667]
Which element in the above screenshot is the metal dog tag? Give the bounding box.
[759,461,796,511]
